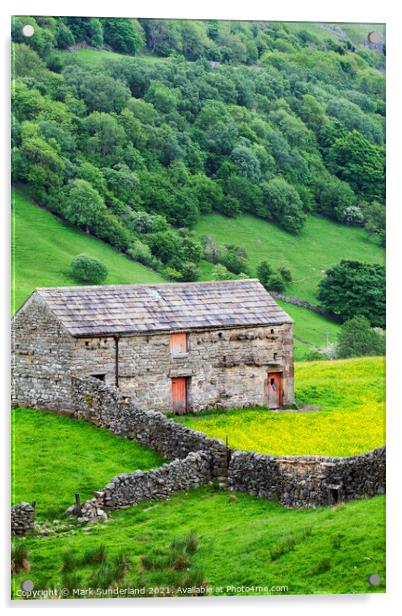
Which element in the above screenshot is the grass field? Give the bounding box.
[11,408,164,520]
[54,47,172,66]
[12,187,342,359]
[11,488,385,597]
[12,187,164,311]
[285,22,385,46]
[174,357,385,457]
[194,213,384,304]
[276,300,340,360]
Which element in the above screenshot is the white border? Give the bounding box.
[1,1,401,614]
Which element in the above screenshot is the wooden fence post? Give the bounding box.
[75,493,82,517]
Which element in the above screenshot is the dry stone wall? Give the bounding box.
[72,376,385,510]
[228,447,386,507]
[71,376,229,478]
[94,451,212,509]
[11,502,36,535]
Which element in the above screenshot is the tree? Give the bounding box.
[336,316,385,358]
[83,112,127,166]
[55,22,75,49]
[361,200,386,247]
[259,177,306,234]
[313,173,356,222]
[64,17,104,47]
[328,130,385,201]
[103,18,145,55]
[257,261,273,287]
[256,261,286,293]
[12,43,47,78]
[318,260,385,327]
[71,254,108,284]
[62,179,107,232]
[145,80,180,114]
[63,66,131,113]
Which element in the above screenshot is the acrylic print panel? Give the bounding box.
[11,15,386,600]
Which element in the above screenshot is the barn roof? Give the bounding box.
[34,279,292,337]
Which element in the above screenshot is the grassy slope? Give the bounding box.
[175,357,385,456]
[194,213,384,304]
[286,22,385,44]
[12,488,385,596]
[12,188,164,311]
[276,300,341,359]
[13,188,342,359]
[11,408,164,520]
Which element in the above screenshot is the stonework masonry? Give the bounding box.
[12,292,294,414]
[71,376,229,478]
[11,295,74,411]
[228,448,386,507]
[11,502,36,535]
[97,451,212,509]
[71,376,385,510]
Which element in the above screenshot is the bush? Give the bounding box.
[128,240,153,266]
[337,316,385,358]
[318,260,385,327]
[212,264,235,280]
[71,254,108,284]
[257,260,290,293]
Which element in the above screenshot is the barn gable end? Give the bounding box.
[12,292,75,411]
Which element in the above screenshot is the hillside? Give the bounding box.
[12,187,340,359]
[12,17,386,359]
[12,17,385,286]
[194,212,384,304]
[12,188,164,311]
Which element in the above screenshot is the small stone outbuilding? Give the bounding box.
[12,279,294,414]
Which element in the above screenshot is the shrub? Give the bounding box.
[257,260,289,292]
[212,264,235,280]
[337,316,385,358]
[71,254,108,284]
[11,544,30,574]
[128,240,153,266]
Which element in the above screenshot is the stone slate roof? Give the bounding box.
[35,280,292,337]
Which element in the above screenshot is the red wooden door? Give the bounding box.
[171,377,187,414]
[267,372,282,409]
[170,333,188,355]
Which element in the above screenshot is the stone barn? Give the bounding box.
[12,280,294,414]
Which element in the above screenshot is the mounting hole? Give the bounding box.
[22,24,35,37]
[368,31,381,45]
[368,573,381,586]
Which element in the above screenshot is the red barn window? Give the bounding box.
[170,332,188,355]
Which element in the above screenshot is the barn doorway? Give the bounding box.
[267,372,282,409]
[171,377,188,414]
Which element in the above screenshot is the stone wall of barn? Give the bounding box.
[11,295,74,412]
[71,323,294,413]
[228,447,386,507]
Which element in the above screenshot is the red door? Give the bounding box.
[171,377,187,414]
[267,372,282,409]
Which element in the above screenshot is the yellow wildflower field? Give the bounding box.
[176,357,385,457]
